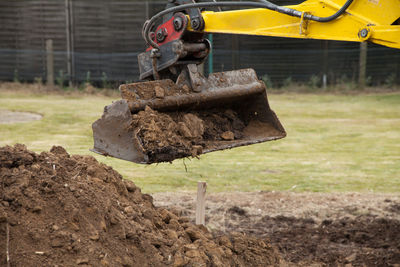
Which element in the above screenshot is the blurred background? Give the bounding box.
[1,0,399,193]
[1,0,399,88]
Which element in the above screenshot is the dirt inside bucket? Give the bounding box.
[131,106,281,163]
[118,78,284,164]
[0,144,281,266]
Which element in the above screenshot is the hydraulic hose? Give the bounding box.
[310,0,354,22]
[144,0,354,49]
[256,0,354,22]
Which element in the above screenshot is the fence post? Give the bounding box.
[195,182,207,225]
[208,34,213,75]
[65,0,74,87]
[358,42,368,89]
[322,40,329,89]
[46,39,54,86]
[232,35,239,69]
[145,1,149,20]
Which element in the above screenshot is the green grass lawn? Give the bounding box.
[1,88,399,193]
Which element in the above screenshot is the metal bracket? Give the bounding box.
[166,0,205,30]
[187,64,208,92]
[150,49,161,80]
[299,12,310,35]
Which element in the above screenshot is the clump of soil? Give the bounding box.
[132,107,195,163]
[131,106,246,163]
[0,144,281,266]
[120,80,190,101]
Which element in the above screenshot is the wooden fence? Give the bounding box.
[0,0,399,86]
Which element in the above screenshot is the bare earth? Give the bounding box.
[0,110,42,124]
[153,191,400,266]
[0,144,282,266]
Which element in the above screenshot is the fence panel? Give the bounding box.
[0,0,399,86]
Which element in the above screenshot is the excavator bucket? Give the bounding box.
[92,68,286,164]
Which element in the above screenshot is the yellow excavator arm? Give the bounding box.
[191,0,400,49]
[92,0,400,164]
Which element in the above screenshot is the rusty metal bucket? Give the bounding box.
[92,68,286,164]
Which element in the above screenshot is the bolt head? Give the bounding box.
[191,18,200,30]
[156,28,167,43]
[359,29,369,38]
[173,17,183,31]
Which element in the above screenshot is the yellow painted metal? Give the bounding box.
[369,26,400,49]
[188,0,400,49]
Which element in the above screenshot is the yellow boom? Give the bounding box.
[189,0,400,49]
[93,0,399,164]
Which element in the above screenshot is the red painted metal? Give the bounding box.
[146,13,187,51]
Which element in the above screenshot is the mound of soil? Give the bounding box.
[131,106,246,163]
[0,144,281,266]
